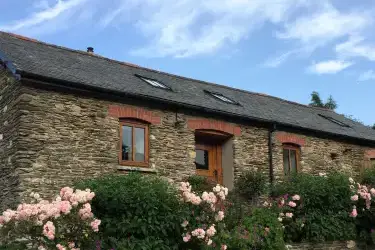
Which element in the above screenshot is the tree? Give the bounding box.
[309,91,337,110]
[372,124,375,130]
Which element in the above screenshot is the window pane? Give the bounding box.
[195,149,209,170]
[135,127,145,162]
[290,150,297,173]
[122,126,132,161]
[283,149,289,175]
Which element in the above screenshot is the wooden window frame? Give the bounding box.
[119,120,149,167]
[283,144,301,176]
[371,158,375,168]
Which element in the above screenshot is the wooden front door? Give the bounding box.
[195,143,223,184]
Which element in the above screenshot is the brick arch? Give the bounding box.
[187,118,241,136]
[365,149,375,159]
[108,105,161,125]
[275,132,305,147]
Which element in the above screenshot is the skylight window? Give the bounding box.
[205,90,238,105]
[136,75,170,90]
[319,114,350,127]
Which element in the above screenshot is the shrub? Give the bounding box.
[223,192,252,231]
[272,173,356,242]
[179,182,229,249]
[349,178,375,245]
[0,188,100,250]
[234,171,268,201]
[186,175,216,194]
[76,173,185,250]
[360,167,375,187]
[227,208,284,250]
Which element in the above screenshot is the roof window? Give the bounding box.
[205,90,239,105]
[136,75,171,90]
[319,114,350,127]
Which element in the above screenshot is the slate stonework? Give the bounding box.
[0,69,22,210]
[1,77,375,209]
[272,131,372,180]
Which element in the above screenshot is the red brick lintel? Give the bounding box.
[365,149,375,159]
[187,119,241,136]
[108,105,161,125]
[276,132,305,147]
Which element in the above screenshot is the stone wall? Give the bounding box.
[272,131,371,180]
[286,241,357,250]
[0,69,21,210]
[3,81,375,203]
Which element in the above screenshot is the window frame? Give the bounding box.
[282,144,301,176]
[204,90,240,105]
[135,74,172,90]
[119,119,149,167]
[371,158,375,168]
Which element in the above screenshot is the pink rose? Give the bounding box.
[351,195,359,201]
[183,233,191,242]
[285,212,293,218]
[292,195,300,201]
[221,245,228,250]
[288,201,297,207]
[350,208,358,218]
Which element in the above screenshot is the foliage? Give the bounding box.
[234,171,268,201]
[187,175,216,194]
[0,188,100,250]
[179,182,228,250]
[272,173,356,242]
[348,178,375,245]
[76,173,184,250]
[372,124,375,130]
[309,91,337,110]
[223,192,252,231]
[360,167,375,187]
[226,208,284,250]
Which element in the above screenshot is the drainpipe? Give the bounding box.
[269,124,277,183]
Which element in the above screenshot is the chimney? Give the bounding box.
[87,47,94,53]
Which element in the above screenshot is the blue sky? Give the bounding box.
[1,0,375,126]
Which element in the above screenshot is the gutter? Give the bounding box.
[14,70,375,146]
[268,124,277,183]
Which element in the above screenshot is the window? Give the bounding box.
[195,149,209,170]
[318,114,350,127]
[136,75,171,90]
[205,90,239,105]
[283,144,300,176]
[119,120,149,167]
[371,158,375,168]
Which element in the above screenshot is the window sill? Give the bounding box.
[117,165,158,173]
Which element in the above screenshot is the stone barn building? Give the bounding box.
[1,32,375,209]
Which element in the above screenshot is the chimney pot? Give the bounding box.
[87,47,94,53]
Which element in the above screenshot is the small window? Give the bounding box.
[319,114,350,127]
[283,144,300,176]
[371,158,375,168]
[205,90,238,105]
[195,149,209,170]
[119,120,149,167]
[136,75,170,90]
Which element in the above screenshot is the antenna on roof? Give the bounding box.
[87,47,94,53]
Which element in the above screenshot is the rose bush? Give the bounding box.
[0,188,100,250]
[179,181,228,250]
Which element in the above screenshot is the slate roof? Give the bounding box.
[1,31,375,143]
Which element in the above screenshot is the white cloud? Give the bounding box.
[358,70,375,81]
[276,4,371,52]
[308,60,353,74]
[104,0,310,58]
[0,0,88,32]
[336,36,375,61]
